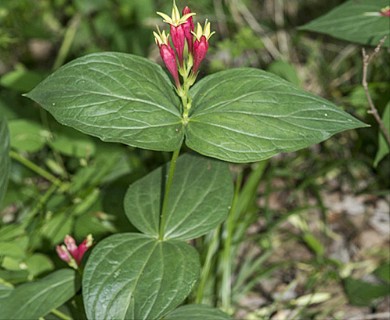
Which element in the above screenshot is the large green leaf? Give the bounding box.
[25,52,184,151]
[164,304,232,320]
[374,102,390,167]
[299,0,390,48]
[0,269,79,319]
[124,153,233,240]
[0,116,10,207]
[82,233,200,320]
[186,68,366,163]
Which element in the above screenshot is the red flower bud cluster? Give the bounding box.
[154,1,214,88]
[56,234,93,269]
[380,6,390,17]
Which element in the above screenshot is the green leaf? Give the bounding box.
[41,212,74,245]
[124,153,233,240]
[8,119,46,152]
[68,143,130,194]
[25,52,184,151]
[267,60,300,86]
[344,277,389,306]
[0,283,13,299]
[164,304,232,320]
[0,64,45,92]
[0,269,29,284]
[24,254,54,277]
[0,269,79,319]
[0,224,26,241]
[299,0,390,48]
[0,116,10,206]
[187,68,366,163]
[0,241,26,259]
[374,102,390,167]
[83,233,200,320]
[50,124,96,158]
[375,261,390,283]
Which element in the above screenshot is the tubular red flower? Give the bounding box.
[159,44,180,87]
[192,36,209,74]
[182,6,195,53]
[170,24,186,66]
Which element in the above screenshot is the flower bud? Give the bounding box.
[64,235,78,254]
[74,234,93,265]
[182,6,195,53]
[154,29,181,87]
[160,44,180,87]
[170,24,186,66]
[191,21,214,73]
[56,245,72,263]
[193,36,209,74]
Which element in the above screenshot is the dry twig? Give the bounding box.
[361,36,390,148]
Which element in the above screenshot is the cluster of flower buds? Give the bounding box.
[154,1,215,89]
[380,6,390,17]
[56,234,93,269]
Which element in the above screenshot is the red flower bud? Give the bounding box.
[74,237,91,264]
[193,36,209,74]
[159,44,180,87]
[56,245,72,263]
[182,6,195,53]
[170,24,186,66]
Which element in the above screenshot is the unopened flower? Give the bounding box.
[170,24,186,66]
[182,6,195,53]
[154,28,181,87]
[192,21,215,73]
[56,234,93,269]
[380,6,390,17]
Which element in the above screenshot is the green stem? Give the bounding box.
[221,172,243,311]
[50,308,72,320]
[9,150,62,187]
[25,183,58,223]
[195,226,221,304]
[53,14,81,70]
[158,148,181,240]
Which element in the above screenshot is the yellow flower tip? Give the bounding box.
[86,234,94,247]
[153,31,161,45]
[153,27,170,45]
[156,11,173,24]
[157,1,196,26]
[192,21,215,41]
[172,0,181,22]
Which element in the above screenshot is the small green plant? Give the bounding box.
[0,1,367,319]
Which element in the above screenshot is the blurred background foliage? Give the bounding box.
[0,0,389,319]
